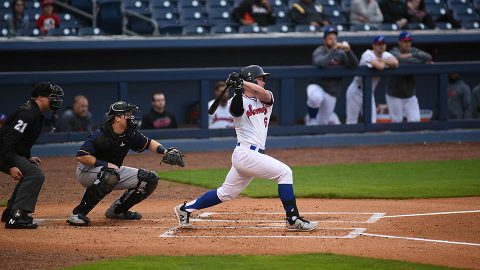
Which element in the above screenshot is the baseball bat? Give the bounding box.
[208,85,230,115]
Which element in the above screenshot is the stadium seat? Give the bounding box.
[70,0,93,13]
[377,23,401,30]
[47,27,74,36]
[436,21,454,29]
[274,8,290,22]
[0,9,9,22]
[408,22,428,30]
[124,0,151,13]
[424,0,445,4]
[462,20,480,28]
[453,11,479,22]
[77,27,105,35]
[206,6,232,24]
[182,24,209,34]
[447,0,470,7]
[267,23,292,33]
[238,24,265,33]
[97,0,123,34]
[210,23,238,33]
[206,0,233,8]
[474,0,480,9]
[23,0,40,9]
[295,24,320,32]
[269,0,287,9]
[15,27,41,36]
[333,23,349,32]
[151,0,178,9]
[178,0,204,9]
[0,22,8,36]
[179,7,207,25]
[350,23,377,31]
[152,7,179,24]
[127,15,156,34]
[159,24,183,34]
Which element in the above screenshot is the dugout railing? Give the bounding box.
[0,62,479,144]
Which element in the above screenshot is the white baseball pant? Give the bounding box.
[385,94,421,123]
[305,84,337,125]
[346,84,377,124]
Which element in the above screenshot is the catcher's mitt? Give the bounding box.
[161,147,185,167]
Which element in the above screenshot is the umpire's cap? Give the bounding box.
[240,65,270,83]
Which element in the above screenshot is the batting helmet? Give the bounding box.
[31,81,64,112]
[240,65,270,83]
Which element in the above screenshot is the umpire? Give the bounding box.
[0,82,64,229]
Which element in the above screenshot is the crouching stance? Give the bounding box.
[67,101,184,226]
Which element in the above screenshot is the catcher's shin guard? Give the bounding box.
[72,167,119,215]
[111,169,159,214]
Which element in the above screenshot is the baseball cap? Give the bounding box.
[41,0,54,7]
[31,82,54,97]
[373,35,386,45]
[323,26,338,39]
[399,31,413,41]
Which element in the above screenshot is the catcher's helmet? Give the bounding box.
[240,65,270,83]
[31,81,64,112]
[107,101,139,118]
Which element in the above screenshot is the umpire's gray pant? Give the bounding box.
[76,164,145,191]
[1,154,45,212]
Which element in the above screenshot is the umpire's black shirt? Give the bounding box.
[76,123,151,168]
[0,101,44,169]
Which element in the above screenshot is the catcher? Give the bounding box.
[67,101,184,226]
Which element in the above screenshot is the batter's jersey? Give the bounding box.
[351,49,395,90]
[228,92,274,150]
[208,100,234,129]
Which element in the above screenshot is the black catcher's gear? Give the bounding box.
[107,101,140,130]
[111,169,159,215]
[161,147,185,167]
[240,65,270,83]
[31,81,64,113]
[72,167,120,215]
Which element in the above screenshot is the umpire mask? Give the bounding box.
[31,81,64,113]
[107,101,140,130]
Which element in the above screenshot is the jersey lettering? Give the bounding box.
[14,119,28,133]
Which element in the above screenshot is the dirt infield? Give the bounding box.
[1,142,480,270]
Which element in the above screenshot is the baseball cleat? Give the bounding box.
[105,208,142,220]
[286,216,318,231]
[1,208,12,223]
[174,202,191,228]
[5,210,38,229]
[67,214,91,226]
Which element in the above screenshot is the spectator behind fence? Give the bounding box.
[406,0,435,29]
[379,0,409,29]
[346,36,399,124]
[349,0,384,28]
[447,73,473,119]
[305,27,358,126]
[5,0,29,36]
[59,95,92,132]
[289,0,330,27]
[386,32,432,123]
[232,0,276,26]
[36,0,61,35]
[208,81,234,129]
[141,91,178,129]
[472,84,480,118]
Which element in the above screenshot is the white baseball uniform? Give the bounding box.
[215,91,293,202]
[305,84,337,125]
[207,99,234,129]
[346,49,395,124]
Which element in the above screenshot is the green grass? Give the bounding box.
[160,159,480,199]
[62,254,461,270]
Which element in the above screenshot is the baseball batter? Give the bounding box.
[175,65,318,231]
[306,27,358,125]
[346,35,399,124]
[386,32,432,123]
[67,101,184,226]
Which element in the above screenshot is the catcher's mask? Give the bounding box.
[31,81,64,113]
[239,65,270,84]
[107,101,139,129]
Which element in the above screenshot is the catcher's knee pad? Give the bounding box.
[277,166,293,185]
[112,169,159,214]
[73,167,119,215]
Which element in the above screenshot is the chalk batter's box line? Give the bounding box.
[159,227,367,239]
[196,212,386,224]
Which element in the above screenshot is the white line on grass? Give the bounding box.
[360,233,480,246]
[383,210,480,218]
